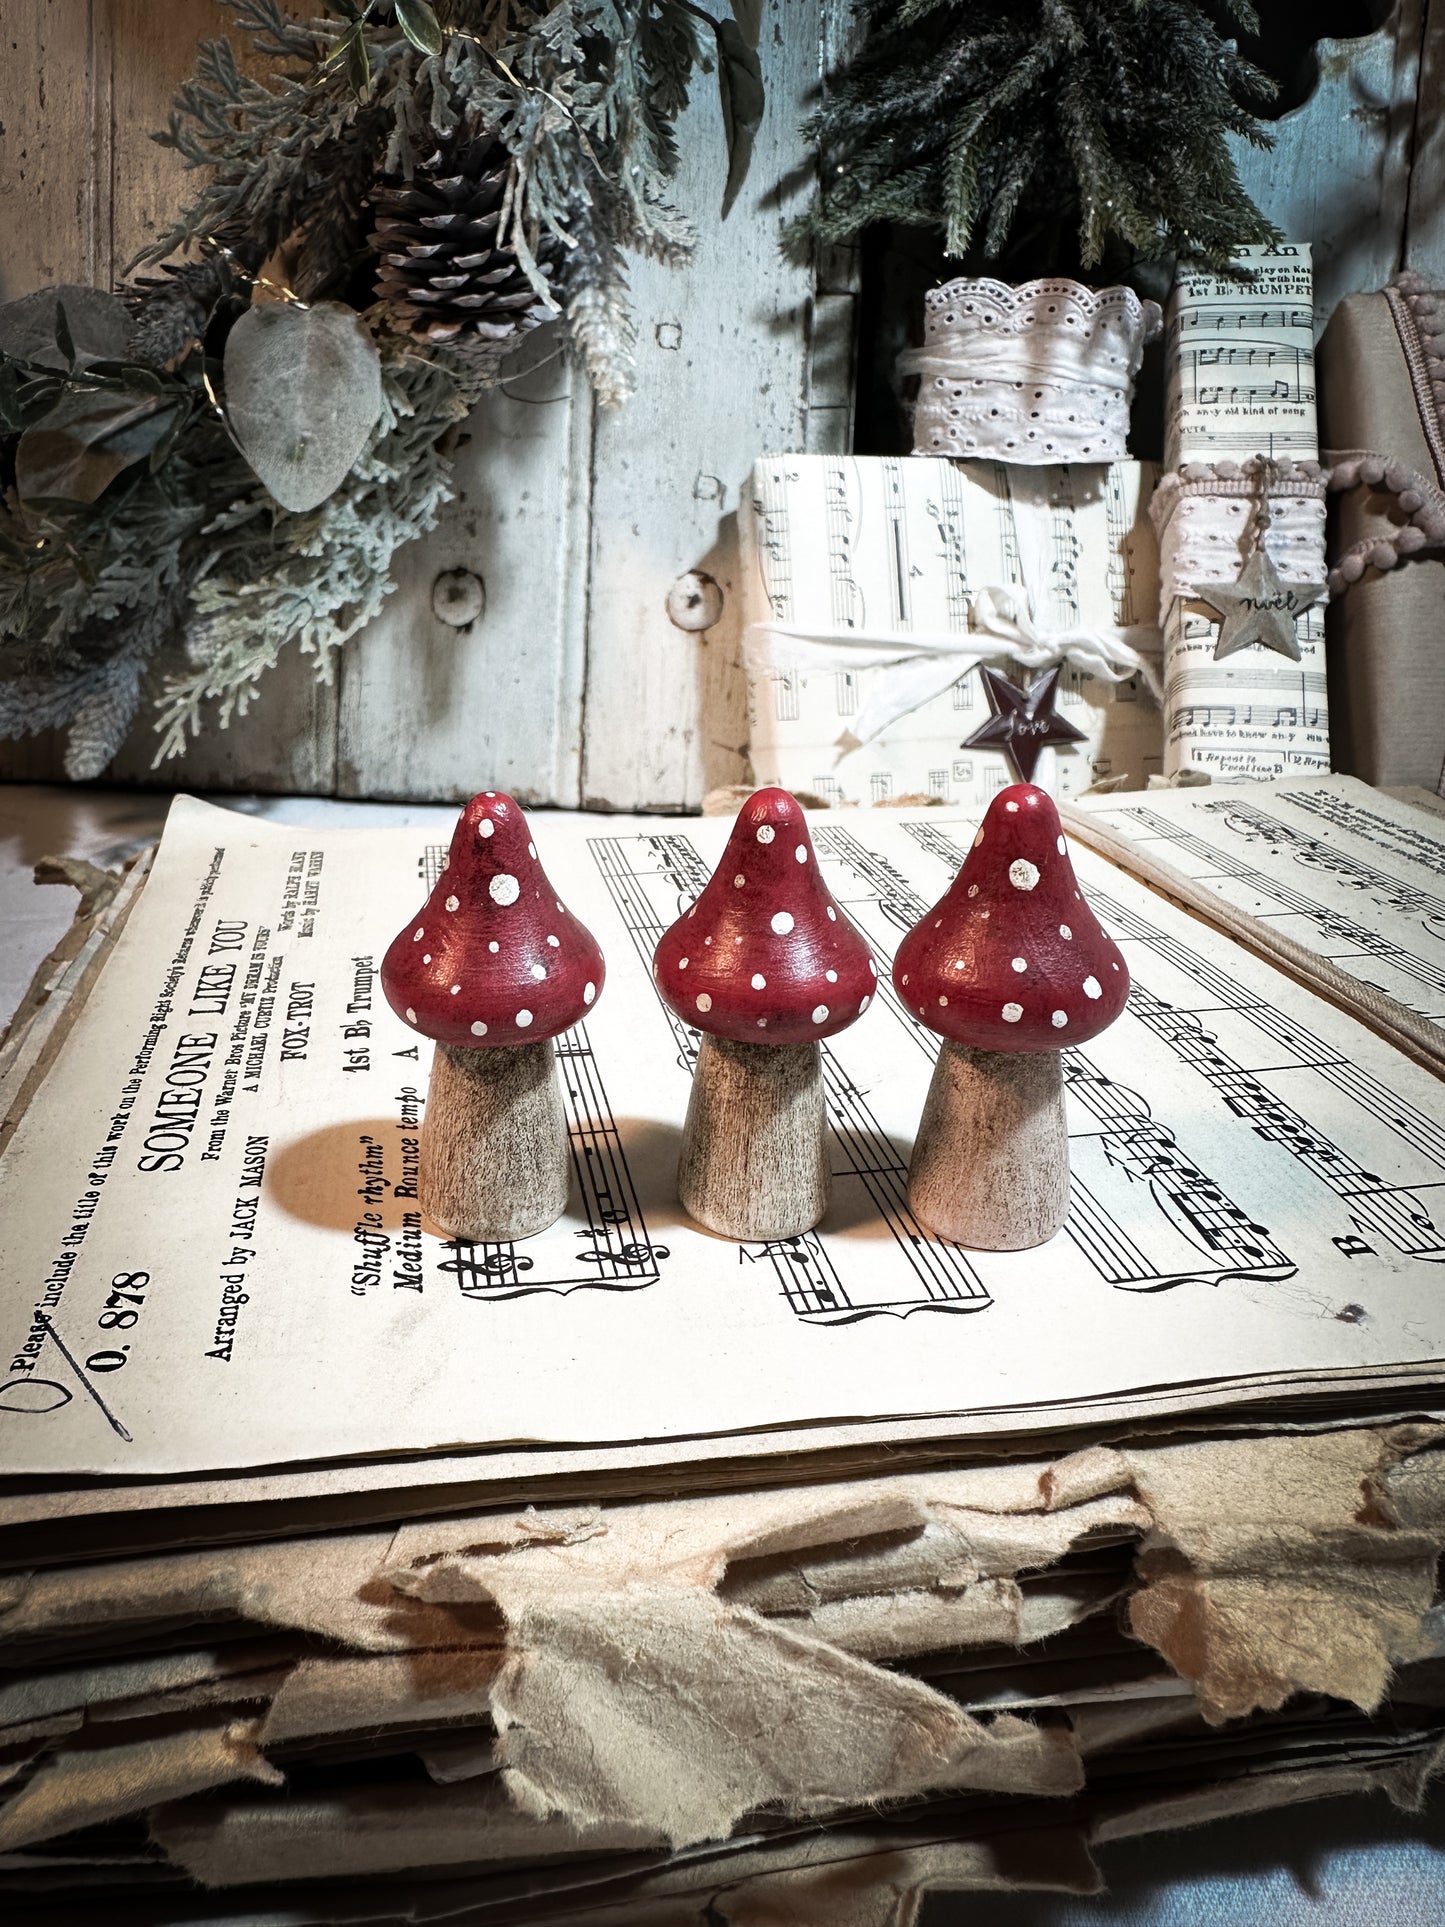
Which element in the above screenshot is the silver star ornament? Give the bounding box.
[1194,545,1325,663]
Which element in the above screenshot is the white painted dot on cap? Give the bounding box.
[1112,961,1121,971]
[422,953,431,964]
[756,824,775,844]
[1002,1002,1023,1023]
[1057,835,1067,855]
[938,995,948,1007]
[478,820,495,839]
[860,994,870,1012]
[1083,976,1102,999]
[973,829,984,847]
[445,894,459,912]
[696,992,713,1013]
[867,957,877,976]
[488,940,499,953]
[1005,800,1019,812]
[527,841,536,858]
[704,935,712,945]
[735,935,743,944]
[1060,924,1072,940]
[547,934,559,947]
[825,969,837,983]
[751,972,766,989]
[679,957,689,969]
[901,973,909,985]
[826,906,837,921]
[734,873,746,888]
[688,905,697,917]
[413,928,424,941]
[1009,859,1040,891]
[584,982,596,1004]
[757,1017,768,1028]
[484,790,495,797]
[811,1004,829,1024]
[1051,1010,1068,1028]
[794,844,808,864]
[471,1020,488,1037]
[450,983,460,996]
[530,963,546,981]
[515,1008,534,1028]
[404,1007,417,1025]
[967,883,979,898]
[490,873,519,906]
[1011,956,1027,973]
[771,910,795,935]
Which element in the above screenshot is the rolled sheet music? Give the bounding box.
[740,455,1164,806]
[1158,244,1330,779]
[1165,243,1317,468]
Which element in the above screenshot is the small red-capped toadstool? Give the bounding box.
[892,783,1129,1250]
[653,787,876,1239]
[381,791,604,1241]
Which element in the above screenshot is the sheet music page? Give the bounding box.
[1077,775,1445,1031]
[1165,243,1317,468]
[2,795,1444,1481]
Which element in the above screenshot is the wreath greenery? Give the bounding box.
[0,0,759,777]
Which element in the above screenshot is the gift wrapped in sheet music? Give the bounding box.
[739,456,1165,808]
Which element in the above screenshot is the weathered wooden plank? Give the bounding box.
[578,0,832,812]
[335,342,587,806]
[1230,7,1423,331]
[0,0,107,300]
[1405,0,1445,278]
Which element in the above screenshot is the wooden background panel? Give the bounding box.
[1229,5,1424,332]
[335,345,588,805]
[1405,0,1445,276]
[579,0,838,812]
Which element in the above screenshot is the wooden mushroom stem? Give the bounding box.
[679,1035,830,1241]
[420,1040,570,1242]
[908,1041,1068,1251]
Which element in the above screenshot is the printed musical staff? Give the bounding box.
[1165,245,1317,466]
[822,823,1296,1292]
[589,829,992,1325]
[905,819,1445,1266]
[1119,805,1445,1012]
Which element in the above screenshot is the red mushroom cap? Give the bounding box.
[653,787,876,1046]
[381,791,604,1048]
[892,783,1128,1052]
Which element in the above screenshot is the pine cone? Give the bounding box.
[371,129,561,346]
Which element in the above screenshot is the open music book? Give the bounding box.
[2,793,1444,1503]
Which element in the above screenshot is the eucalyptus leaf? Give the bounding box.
[222,300,384,513]
[0,286,135,372]
[716,19,765,218]
[15,390,179,506]
[728,0,762,46]
[395,0,443,56]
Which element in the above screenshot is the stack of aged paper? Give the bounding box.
[4,781,1445,1916]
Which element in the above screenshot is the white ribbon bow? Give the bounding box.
[745,585,1162,751]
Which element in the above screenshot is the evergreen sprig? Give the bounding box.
[799,0,1279,274]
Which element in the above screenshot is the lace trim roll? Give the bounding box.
[1151,459,1329,611]
[902,276,1162,465]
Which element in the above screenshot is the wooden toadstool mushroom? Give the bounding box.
[893,783,1129,1251]
[381,791,604,1242]
[653,787,877,1240]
